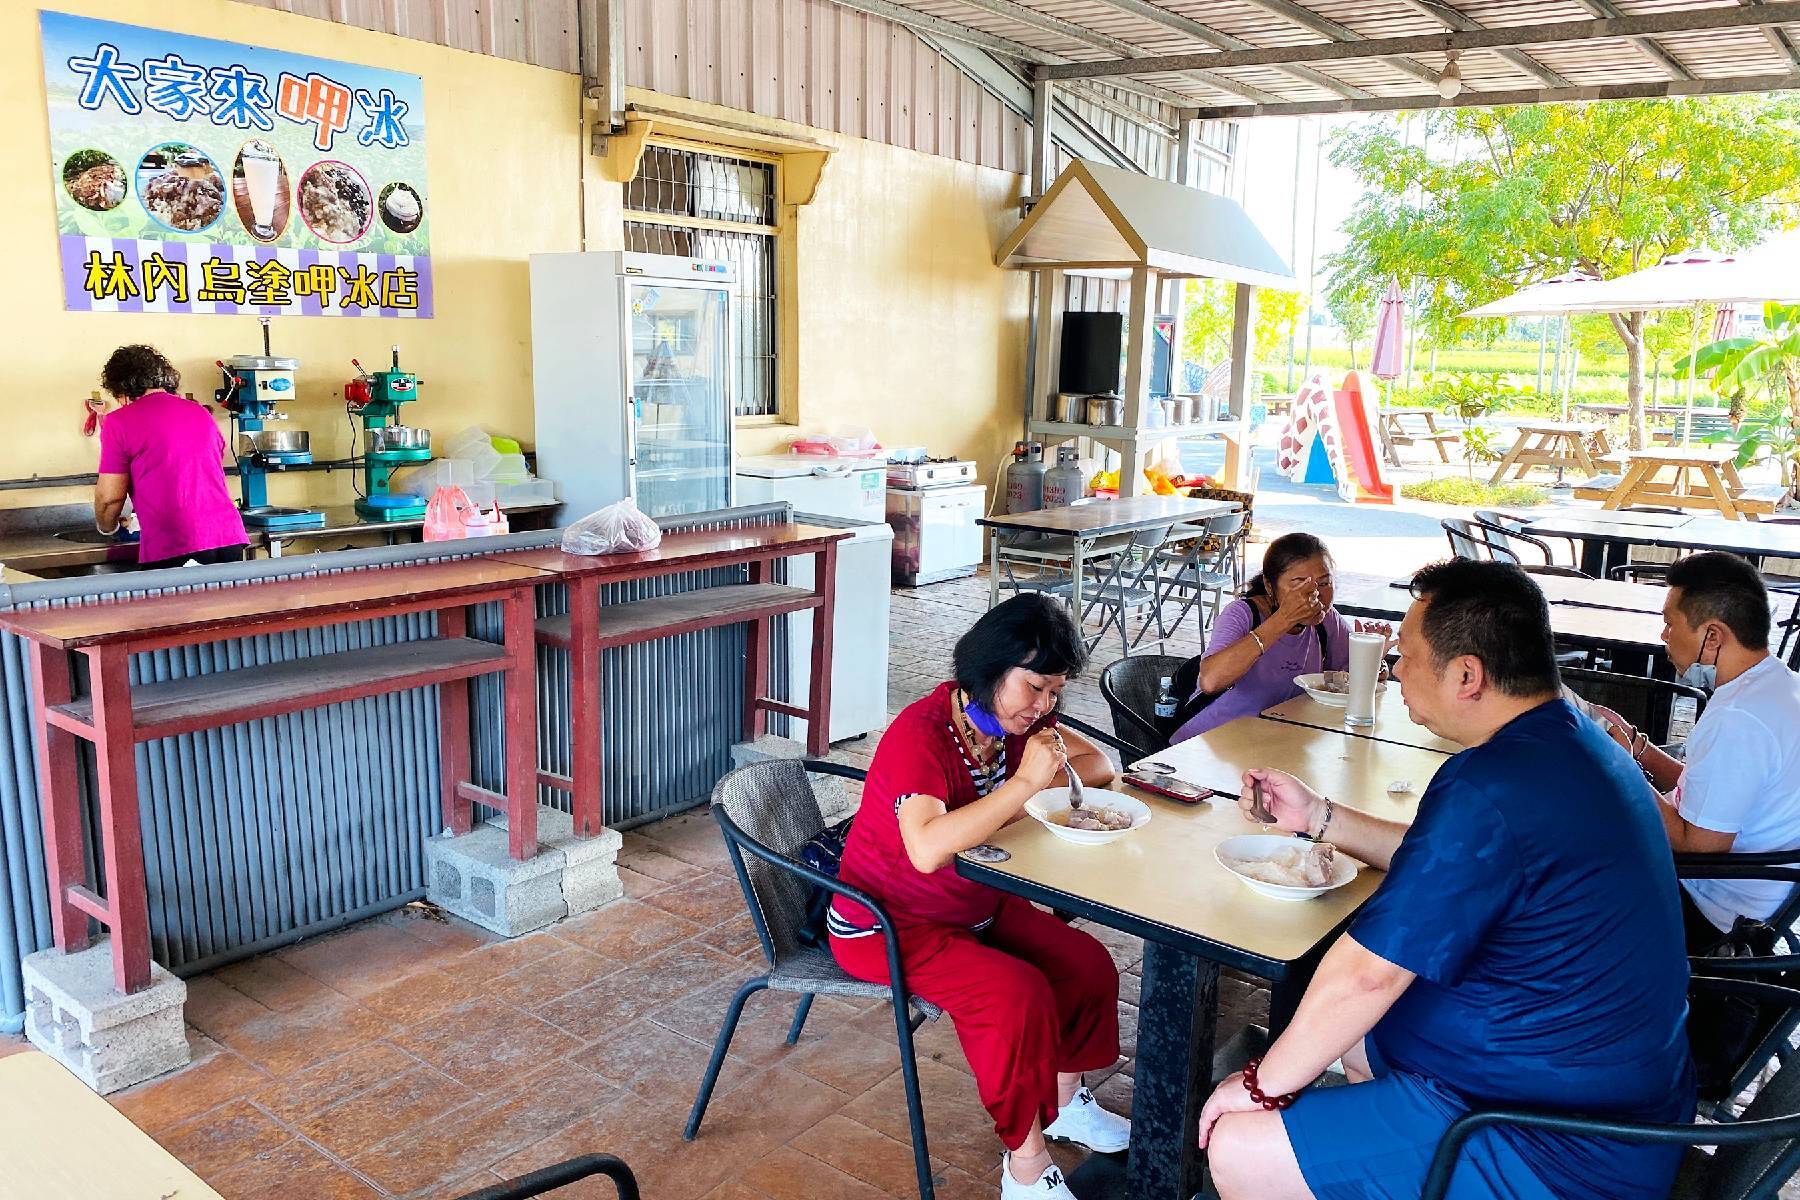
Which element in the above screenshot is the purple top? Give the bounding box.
[98,391,247,565]
[1171,596,1350,742]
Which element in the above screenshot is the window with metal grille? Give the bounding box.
[624,146,779,418]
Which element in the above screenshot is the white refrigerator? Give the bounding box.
[530,251,736,521]
[734,457,892,744]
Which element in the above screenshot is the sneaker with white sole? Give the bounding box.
[1042,1086,1131,1153]
[1000,1153,1078,1199]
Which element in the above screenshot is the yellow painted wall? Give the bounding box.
[3,3,1027,515]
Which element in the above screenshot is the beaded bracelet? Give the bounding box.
[1242,1057,1298,1111]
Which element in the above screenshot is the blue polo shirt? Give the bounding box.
[1353,698,1695,1200]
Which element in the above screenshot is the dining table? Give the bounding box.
[1523,511,1800,577]
[956,716,1450,1200]
[1260,685,1461,753]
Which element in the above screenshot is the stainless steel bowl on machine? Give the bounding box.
[363,425,432,455]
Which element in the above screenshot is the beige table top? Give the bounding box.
[976,495,1234,537]
[0,1050,225,1199]
[1261,689,1462,753]
[958,720,1444,972]
[1621,447,1738,466]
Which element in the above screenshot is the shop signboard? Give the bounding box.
[40,12,432,317]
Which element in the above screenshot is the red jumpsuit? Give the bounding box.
[828,683,1121,1150]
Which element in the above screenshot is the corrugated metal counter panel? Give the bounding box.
[0,505,792,1026]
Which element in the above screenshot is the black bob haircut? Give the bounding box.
[1408,558,1560,698]
[101,345,180,399]
[1668,551,1771,651]
[952,593,1087,709]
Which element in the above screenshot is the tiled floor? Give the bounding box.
[1,566,1276,1200]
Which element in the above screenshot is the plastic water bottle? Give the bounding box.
[1154,676,1177,720]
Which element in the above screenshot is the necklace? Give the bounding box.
[953,690,1002,765]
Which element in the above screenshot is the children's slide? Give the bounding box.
[1330,370,1395,505]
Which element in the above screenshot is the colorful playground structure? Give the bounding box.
[1275,370,1396,505]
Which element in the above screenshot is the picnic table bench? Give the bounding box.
[1597,447,1771,520]
[1489,421,1615,483]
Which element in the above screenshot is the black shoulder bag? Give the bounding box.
[1160,605,1330,742]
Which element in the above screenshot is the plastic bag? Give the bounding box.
[423,485,478,541]
[560,498,663,556]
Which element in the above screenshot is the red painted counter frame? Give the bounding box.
[492,522,849,838]
[0,557,552,994]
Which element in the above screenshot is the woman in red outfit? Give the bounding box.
[829,594,1128,1199]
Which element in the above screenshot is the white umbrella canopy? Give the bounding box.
[1461,270,1607,318]
[1546,241,1800,313]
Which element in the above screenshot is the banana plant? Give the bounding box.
[1677,302,1800,497]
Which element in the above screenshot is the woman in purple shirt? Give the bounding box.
[94,345,248,571]
[1171,532,1352,743]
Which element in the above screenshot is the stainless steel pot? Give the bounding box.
[365,425,431,453]
[1049,392,1084,423]
[237,429,310,459]
[1169,395,1194,426]
[1084,395,1123,426]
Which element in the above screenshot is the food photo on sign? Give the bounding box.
[39,11,432,317]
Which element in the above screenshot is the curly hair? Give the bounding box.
[100,345,180,399]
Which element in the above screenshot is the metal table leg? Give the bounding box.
[1127,939,1219,1200]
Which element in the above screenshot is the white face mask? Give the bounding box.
[1680,628,1719,691]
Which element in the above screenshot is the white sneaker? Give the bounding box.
[1000,1153,1078,1199]
[1042,1086,1131,1154]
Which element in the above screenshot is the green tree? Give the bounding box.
[1326,98,1800,448]
[1325,277,1376,370]
[1182,280,1304,373]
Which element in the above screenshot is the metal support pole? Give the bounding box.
[1029,78,1055,202]
[1226,284,1258,489]
[583,0,626,133]
[1122,266,1160,497]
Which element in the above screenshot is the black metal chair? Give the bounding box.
[452,1155,638,1200]
[1443,517,1592,579]
[1420,977,1800,1200]
[1099,653,1188,760]
[1475,510,1583,573]
[1559,664,1709,746]
[685,759,939,1200]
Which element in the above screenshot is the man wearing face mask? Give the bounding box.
[1594,552,1800,950]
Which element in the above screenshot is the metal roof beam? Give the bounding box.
[1079,0,1373,98]
[1034,3,1800,79]
[1215,0,1447,87]
[1566,0,1695,80]
[941,0,1286,103]
[1187,70,1800,118]
[1739,0,1800,70]
[1382,0,1569,85]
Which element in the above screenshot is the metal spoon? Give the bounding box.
[1054,731,1083,809]
[1249,777,1274,824]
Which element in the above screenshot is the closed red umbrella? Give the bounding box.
[1370,281,1405,380]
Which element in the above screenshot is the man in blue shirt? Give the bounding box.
[1199,559,1694,1200]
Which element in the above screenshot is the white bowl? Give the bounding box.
[1215,833,1359,901]
[1024,787,1152,845]
[1295,671,1386,709]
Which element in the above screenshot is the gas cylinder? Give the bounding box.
[1004,440,1046,513]
[1042,446,1085,508]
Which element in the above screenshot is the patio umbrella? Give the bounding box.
[1370,281,1405,380]
[1711,304,1740,342]
[1463,272,1606,420]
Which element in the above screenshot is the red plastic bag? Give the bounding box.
[423,486,478,541]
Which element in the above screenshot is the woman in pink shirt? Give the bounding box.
[94,345,248,570]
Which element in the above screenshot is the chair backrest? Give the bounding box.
[1100,653,1188,756]
[1473,509,1523,553]
[1560,664,1707,745]
[1695,980,1800,1200]
[1442,517,1518,565]
[711,759,828,965]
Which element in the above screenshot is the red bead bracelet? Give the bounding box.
[1242,1057,1298,1111]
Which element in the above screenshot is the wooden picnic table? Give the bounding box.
[1379,406,1459,465]
[0,1049,226,1199]
[957,716,1448,1200]
[491,523,848,836]
[1602,447,1752,520]
[0,557,547,995]
[1489,421,1613,484]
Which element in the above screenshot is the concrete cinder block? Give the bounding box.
[425,804,624,936]
[23,941,190,1095]
[729,736,862,824]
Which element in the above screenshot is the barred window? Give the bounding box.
[624,146,778,418]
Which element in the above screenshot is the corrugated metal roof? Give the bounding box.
[855,0,1800,113]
